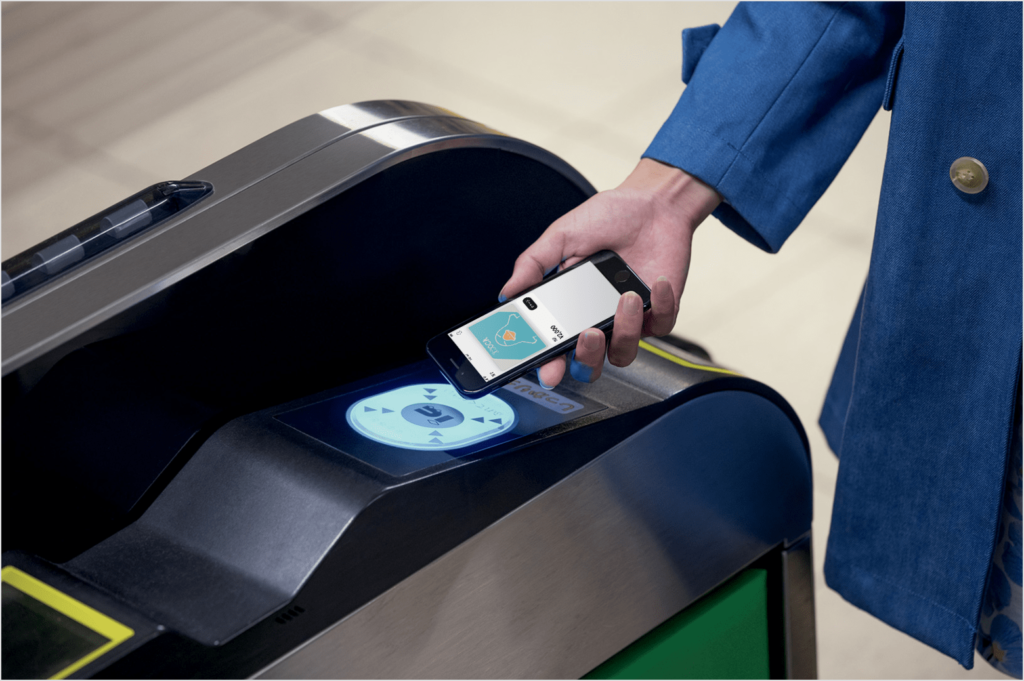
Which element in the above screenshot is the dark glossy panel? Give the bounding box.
[2,145,592,563]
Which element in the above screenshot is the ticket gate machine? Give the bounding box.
[1,102,817,679]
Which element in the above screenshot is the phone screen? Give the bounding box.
[448,261,622,382]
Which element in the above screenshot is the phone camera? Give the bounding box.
[523,297,538,310]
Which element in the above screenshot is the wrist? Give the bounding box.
[623,158,722,234]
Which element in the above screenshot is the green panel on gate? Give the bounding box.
[584,568,770,680]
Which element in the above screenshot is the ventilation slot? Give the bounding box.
[274,605,306,625]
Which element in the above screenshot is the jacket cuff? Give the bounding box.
[643,116,805,254]
[643,2,903,255]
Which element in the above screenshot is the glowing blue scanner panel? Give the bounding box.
[276,365,605,478]
[346,384,517,451]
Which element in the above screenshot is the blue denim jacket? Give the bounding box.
[644,2,1022,668]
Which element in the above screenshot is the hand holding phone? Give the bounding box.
[427,251,651,398]
[496,161,721,389]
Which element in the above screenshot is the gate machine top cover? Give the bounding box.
[1,102,814,679]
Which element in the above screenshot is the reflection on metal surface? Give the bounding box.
[257,391,812,679]
[318,101,460,133]
[359,117,485,153]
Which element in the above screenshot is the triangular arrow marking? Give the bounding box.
[429,438,443,444]
[364,406,376,412]
[429,431,442,436]
[425,395,437,401]
[381,408,393,413]
[472,417,485,423]
[425,388,437,393]
[490,418,502,424]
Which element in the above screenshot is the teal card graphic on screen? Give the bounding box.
[470,311,547,361]
[448,261,624,382]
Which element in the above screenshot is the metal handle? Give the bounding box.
[2,181,213,305]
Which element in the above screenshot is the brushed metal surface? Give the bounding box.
[2,101,593,376]
[256,390,812,679]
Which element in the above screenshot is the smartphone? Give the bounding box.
[427,250,651,398]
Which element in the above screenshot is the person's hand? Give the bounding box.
[499,159,722,389]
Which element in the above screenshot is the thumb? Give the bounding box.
[498,231,568,302]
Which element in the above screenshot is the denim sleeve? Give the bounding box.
[644,2,905,253]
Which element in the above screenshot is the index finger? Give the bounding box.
[498,231,568,302]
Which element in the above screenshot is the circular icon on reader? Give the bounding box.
[346,384,517,451]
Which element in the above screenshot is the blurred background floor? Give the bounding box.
[1,3,1002,679]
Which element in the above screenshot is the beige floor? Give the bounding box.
[1,3,1003,679]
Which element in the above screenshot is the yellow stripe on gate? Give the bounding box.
[638,340,741,376]
[2,566,134,679]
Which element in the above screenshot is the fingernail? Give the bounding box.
[625,292,642,314]
[580,330,600,351]
[537,374,555,390]
[657,276,668,283]
[569,350,595,383]
[498,293,507,303]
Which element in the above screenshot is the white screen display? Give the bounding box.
[449,262,623,382]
